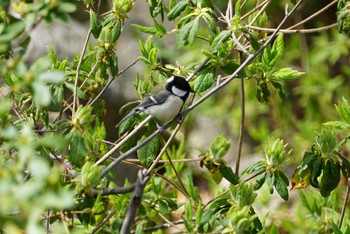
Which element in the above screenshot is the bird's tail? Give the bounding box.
[115,110,137,129]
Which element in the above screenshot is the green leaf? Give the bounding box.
[31,82,51,107]
[274,170,289,200]
[38,70,66,84]
[153,18,167,35]
[220,59,243,76]
[194,68,215,93]
[65,82,86,99]
[66,129,87,167]
[320,160,340,197]
[109,53,119,77]
[137,135,159,168]
[202,13,216,32]
[219,166,239,185]
[272,67,304,81]
[271,81,285,100]
[272,33,284,61]
[111,20,122,42]
[209,134,231,159]
[132,24,158,35]
[262,34,284,69]
[298,191,312,212]
[336,98,350,124]
[184,200,193,231]
[243,161,264,174]
[40,134,67,151]
[323,120,350,129]
[177,21,194,48]
[211,30,231,50]
[256,81,270,104]
[254,171,266,190]
[188,17,199,45]
[332,222,343,234]
[90,11,102,38]
[0,21,25,43]
[196,203,202,227]
[168,0,189,20]
[57,2,77,14]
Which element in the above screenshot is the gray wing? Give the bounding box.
[138,90,171,108]
[116,90,171,128]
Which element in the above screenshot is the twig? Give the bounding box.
[187,0,305,112]
[89,58,139,106]
[287,0,337,30]
[235,52,245,175]
[156,132,190,198]
[246,23,337,34]
[94,116,152,166]
[120,169,150,234]
[125,157,205,164]
[92,184,136,196]
[89,210,116,234]
[241,0,270,20]
[99,117,173,178]
[132,219,187,233]
[338,177,350,228]
[73,28,92,115]
[147,124,181,173]
[187,57,210,81]
[100,0,305,180]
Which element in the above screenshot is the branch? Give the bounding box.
[95,116,152,166]
[120,169,150,234]
[89,210,116,234]
[236,52,245,174]
[73,28,92,115]
[246,23,337,34]
[92,184,136,196]
[89,58,139,106]
[99,0,305,180]
[338,177,350,228]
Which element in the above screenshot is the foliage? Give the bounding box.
[1,0,350,233]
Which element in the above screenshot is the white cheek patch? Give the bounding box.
[172,86,187,97]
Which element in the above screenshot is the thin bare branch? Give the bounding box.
[89,58,139,106]
[236,52,245,175]
[120,169,150,234]
[287,0,337,30]
[246,23,337,34]
[95,115,152,166]
[92,184,136,196]
[100,0,306,180]
[338,177,350,228]
[73,28,92,115]
[89,210,116,234]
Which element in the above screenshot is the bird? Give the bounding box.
[116,75,193,131]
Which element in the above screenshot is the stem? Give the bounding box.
[89,58,139,106]
[120,169,150,234]
[89,210,116,234]
[338,177,350,228]
[99,0,305,180]
[73,28,91,115]
[236,52,245,175]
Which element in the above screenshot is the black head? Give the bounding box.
[166,76,193,100]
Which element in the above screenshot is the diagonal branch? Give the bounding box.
[99,0,305,180]
[120,169,150,234]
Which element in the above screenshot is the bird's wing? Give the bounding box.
[138,90,171,108]
[116,90,171,128]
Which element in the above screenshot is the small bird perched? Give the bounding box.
[117,75,193,130]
